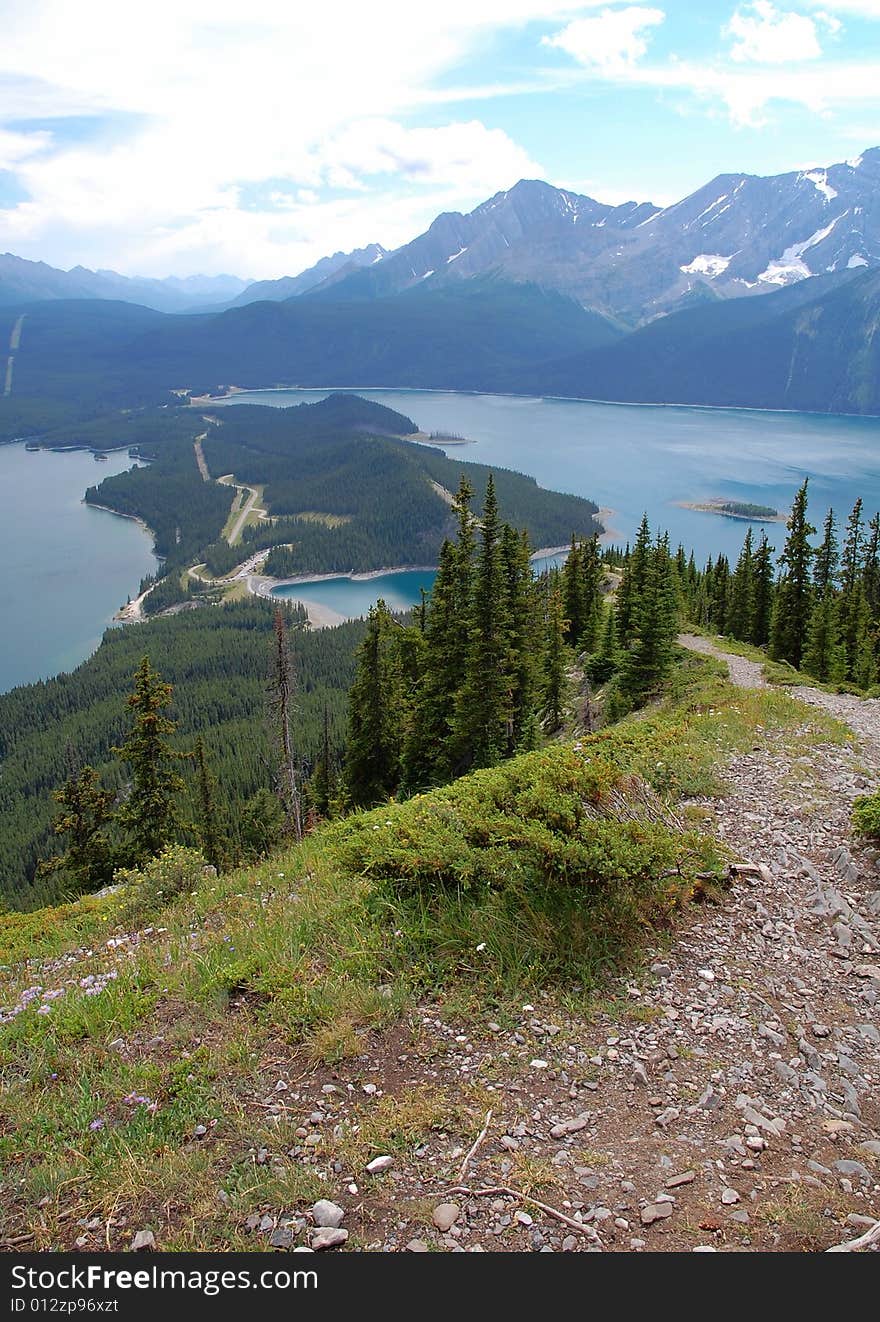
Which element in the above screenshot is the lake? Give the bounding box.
[0,444,157,692]
[218,388,880,620]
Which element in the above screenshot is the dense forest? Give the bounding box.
[82,394,600,593]
[0,601,366,909]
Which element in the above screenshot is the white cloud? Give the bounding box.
[726,3,825,63]
[0,1,570,274]
[542,7,665,73]
[0,128,52,169]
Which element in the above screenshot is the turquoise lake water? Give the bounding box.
[5,389,880,688]
[219,388,880,622]
[0,444,157,692]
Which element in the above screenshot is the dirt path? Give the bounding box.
[190,641,877,1253]
[193,433,210,481]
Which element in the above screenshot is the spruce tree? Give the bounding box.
[620,535,679,702]
[309,703,335,818]
[616,515,651,645]
[837,499,866,679]
[750,533,775,647]
[401,540,459,788]
[863,513,880,618]
[542,579,568,731]
[113,657,186,865]
[813,508,839,596]
[269,608,303,840]
[451,476,509,771]
[727,529,754,641]
[502,524,539,754]
[37,763,116,893]
[192,736,226,870]
[802,595,845,682]
[562,537,586,645]
[345,601,403,806]
[580,534,604,652]
[769,480,815,669]
[709,555,730,634]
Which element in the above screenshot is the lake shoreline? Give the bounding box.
[192,383,880,423]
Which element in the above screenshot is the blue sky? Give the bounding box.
[0,1,878,277]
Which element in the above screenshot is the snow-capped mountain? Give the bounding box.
[316,149,880,325]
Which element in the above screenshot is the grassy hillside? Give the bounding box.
[0,651,850,1250]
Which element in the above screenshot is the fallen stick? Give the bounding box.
[459,1109,492,1182]
[826,1218,880,1252]
[442,1184,602,1246]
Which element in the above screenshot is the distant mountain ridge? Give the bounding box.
[0,254,248,312]
[227,244,387,306]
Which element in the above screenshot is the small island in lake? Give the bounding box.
[677,497,786,522]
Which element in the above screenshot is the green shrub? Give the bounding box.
[115,845,210,925]
[852,790,880,840]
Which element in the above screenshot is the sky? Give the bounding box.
[0,0,879,280]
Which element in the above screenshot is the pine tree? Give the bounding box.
[113,657,186,864]
[580,534,604,652]
[345,600,403,806]
[863,513,880,618]
[309,703,336,818]
[587,604,620,685]
[620,535,679,701]
[192,736,226,870]
[616,515,651,645]
[542,579,568,731]
[709,555,729,634]
[562,537,586,645]
[451,476,509,771]
[769,480,816,669]
[727,529,755,641]
[837,499,866,679]
[269,608,303,840]
[813,508,839,596]
[750,532,775,647]
[802,595,845,682]
[37,762,116,892]
[401,540,459,788]
[502,524,539,754]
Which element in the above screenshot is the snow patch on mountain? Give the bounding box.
[803,170,838,203]
[848,253,869,268]
[446,247,468,264]
[680,254,732,278]
[757,216,843,286]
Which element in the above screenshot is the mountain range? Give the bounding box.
[1,147,879,417]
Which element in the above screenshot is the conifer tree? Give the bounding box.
[37,762,116,892]
[620,535,679,701]
[802,595,845,682]
[502,524,539,754]
[837,499,866,679]
[750,532,775,647]
[769,480,815,669]
[863,513,880,618]
[727,529,754,641]
[309,703,336,818]
[542,579,568,731]
[269,608,303,840]
[562,537,586,645]
[580,534,604,652]
[813,508,839,596]
[192,736,226,870]
[345,601,402,806]
[616,515,651,645]
[451,477,509,770]
[709,554,730,634]
[401,540,459,788]
[113,657,187,865]
[587,603,620,684]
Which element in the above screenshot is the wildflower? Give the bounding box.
[89,1118,105,1131]
[476,943,487,952]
